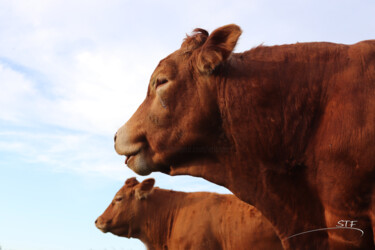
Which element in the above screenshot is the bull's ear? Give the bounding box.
[197,24,242,74]
[125,177,139,188]
[135,178,155,200]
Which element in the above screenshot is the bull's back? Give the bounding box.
[243,40,375,173]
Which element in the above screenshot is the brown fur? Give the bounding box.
[96,178,282,250]
[114,24,375,249]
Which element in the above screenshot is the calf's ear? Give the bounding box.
[135,178,155,200]
[197,24,242,74]
[125,177,139,188]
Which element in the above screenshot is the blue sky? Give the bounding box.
[0,0,374,249]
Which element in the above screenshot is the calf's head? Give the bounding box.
[115,24,242,175]
[95,178,155,237]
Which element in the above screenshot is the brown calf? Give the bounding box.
[96,178,282,250]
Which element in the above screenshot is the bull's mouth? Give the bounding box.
[124,150,141,165]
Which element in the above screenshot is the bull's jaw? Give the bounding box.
[169,157,228,188]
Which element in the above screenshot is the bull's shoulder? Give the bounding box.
[348,39,375,62]
[352,39,375,46]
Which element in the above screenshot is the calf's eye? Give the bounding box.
[114,197,123,202]
[155,78,168,89]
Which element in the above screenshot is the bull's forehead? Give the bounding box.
[150,52,181,82]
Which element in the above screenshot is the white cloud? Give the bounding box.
[0,64,38,122]
[53,47,159,134]
[0,35,167,135]
[0,0,174,135]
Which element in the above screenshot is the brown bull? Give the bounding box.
[95,177,282,250]
[114,24,375,249]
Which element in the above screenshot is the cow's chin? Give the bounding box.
[127,153,152,176]
[127,151,171,176]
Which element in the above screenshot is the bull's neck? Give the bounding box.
[137,189,186,249]
[214,51,327,181]
[211,52,329,248]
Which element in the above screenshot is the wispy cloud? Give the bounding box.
[0,0,174,135]
[0,126,229,195]
[0,41,164,135]
[0,129,141,187]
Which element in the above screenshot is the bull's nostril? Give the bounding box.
[95,219,98,224]
[114,132,117,143]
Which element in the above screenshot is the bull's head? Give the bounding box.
[95,178,155,237]
[115,24,242,175]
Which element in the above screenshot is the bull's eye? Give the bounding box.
[155,78,168,89]
[114,196,123,202]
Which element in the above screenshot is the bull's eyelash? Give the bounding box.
[155,78,168,89]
